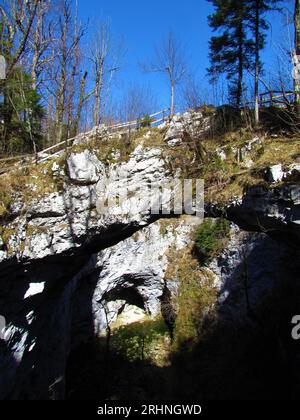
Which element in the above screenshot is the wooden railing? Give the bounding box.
[0,109,170,174]
[259,91,295,107]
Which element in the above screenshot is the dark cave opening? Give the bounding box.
[102,286,147,313]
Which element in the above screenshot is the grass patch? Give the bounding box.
[165,246,217,350]
[111,317,169,365]
[194,218,231,262]
[0,159,65,221]
[202,134,300,206]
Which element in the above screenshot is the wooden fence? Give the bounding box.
[243,91,296,109]
[0,108,170,174]
[259,91,295,107]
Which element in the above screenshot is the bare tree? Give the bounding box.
[51,0,85,142]
[29,0,55,90]
[90,22,110,127]
[143,32,187,117]
[0,0,39,77]
[89,21,124,126]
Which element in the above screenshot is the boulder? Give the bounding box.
[164,110,209,145]
[267,164,284,183]
[67,150,104,185]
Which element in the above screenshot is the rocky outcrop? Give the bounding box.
[0,141,195,400]
[206,183,300,248]
[0,117,299,400]
[71,218,193,344]
[208,225,299,312]
[227,184,300,247]
[0,145,171,264]
[164,110,210,145]
[0,215,193,400]
[66,150,104,185]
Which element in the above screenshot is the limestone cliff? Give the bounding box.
[0,111,299,399]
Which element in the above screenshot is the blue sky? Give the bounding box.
[77,0,293,110]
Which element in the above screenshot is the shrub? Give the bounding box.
[194,218,231,262]
[138,114,153,128]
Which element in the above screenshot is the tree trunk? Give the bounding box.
[93,60,104,127]
[170,81,175,117]
[74,71,88,134]
[31,1,43,90]
[234,10,245,109]
[294,0,300,109]
[237,37,244,108]
[254,0,260,125]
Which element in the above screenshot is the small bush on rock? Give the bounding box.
[194,218,231,262]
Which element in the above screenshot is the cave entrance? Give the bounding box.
[102,286,146,312]
[65,286,162,400]
[102,286,148,327]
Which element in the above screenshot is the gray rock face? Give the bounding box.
[0,217,193,399]
[71,218,193,344]
[0,140,200,399]
[206,182,300,247]
[207,224,300,328]
[0,145,172,264]
[226,184,300,247]
[96,145,169,225]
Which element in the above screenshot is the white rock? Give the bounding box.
[216,149,227,161]
[51,162,65,177]
[24,282,45,299]
[71,217,194,335]
[243,158,254,169]
[267,164,284,183]
[164,110,208,145]
[67,150,104,184]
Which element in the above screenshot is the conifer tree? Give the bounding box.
[207,0,255,107]
[246,0,281,124]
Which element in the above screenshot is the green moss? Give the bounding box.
[194,218,231,262]
[0,226,16,246]
[159,224,169,237]
[131,231,140,242]
[0,226,17,254]
[165,246,217,350]
[26,224,49,238]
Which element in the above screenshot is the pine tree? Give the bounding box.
[0,17,45,154]
[0,68,45,154]
[207,0,255,107]
[246,0,281,124]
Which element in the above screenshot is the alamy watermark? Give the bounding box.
[291,315,300,340]
[0,315,6,339]
[0,55,6,80]
[95,175,204,219]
